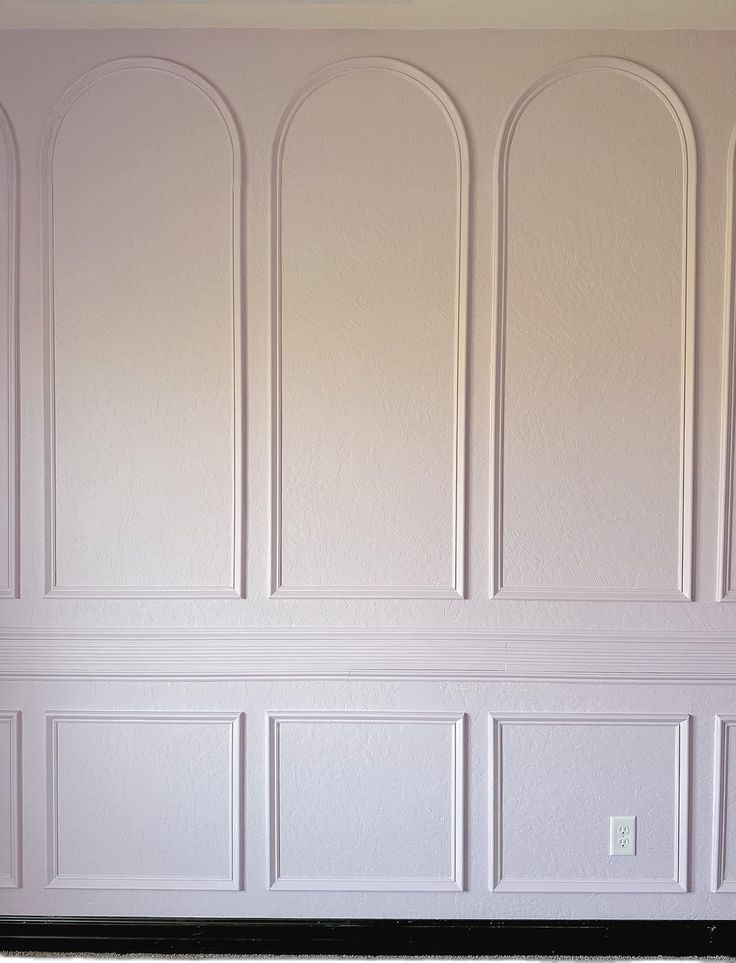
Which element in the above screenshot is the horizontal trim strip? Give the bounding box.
[0,628,735,681]
[268,877,463,892]
[492,587,691,601]
[271,587,465,599]
[45,587,243,599]
[491,878,686,893]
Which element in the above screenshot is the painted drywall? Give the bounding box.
[0,681,732,918]
[0,28,735,920]
[6,1,736,30]
[47,60,241,596]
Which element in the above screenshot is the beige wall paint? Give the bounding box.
[0,28,732,640]
[5,1,736,30]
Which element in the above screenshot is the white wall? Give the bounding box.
[1,28,736,919]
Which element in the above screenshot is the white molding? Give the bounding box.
[267,710,465,891]
[489,712,690,893]
[271,586,465,600]
[718,128,736,602]
[2,627,736,681]
[45,586,243,600]
[46,710,243,890]
[41,57,245,600]
[0,106,18,599]
[490,57,696,602]
[711,715,736,891]
[0,711,21,888]
[492,588,691,602]
[270,57,468,599]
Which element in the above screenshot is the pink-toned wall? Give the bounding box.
[0,28,735,919]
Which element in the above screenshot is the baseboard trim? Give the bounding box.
[0,917,734,957]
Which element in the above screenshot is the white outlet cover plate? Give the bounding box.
[610,815,636,856]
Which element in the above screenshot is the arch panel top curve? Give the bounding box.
[491,57,695,601]
[272,58,468,598]
[44,57,244,598]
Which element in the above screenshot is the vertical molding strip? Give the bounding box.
[41,58,244,598]
[711,715,736,891]
[491,57,696,601]
[270,57,469,599]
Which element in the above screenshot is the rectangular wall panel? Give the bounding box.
[490,714,689,892]
[46,712,242,889]
[267,711,465,890]
[0,711,20,888]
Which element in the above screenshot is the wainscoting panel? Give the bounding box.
[0,711,20,888]
[267,711,465,890]
[46,712,243,889]
[490,714,689,892]
[0,682,731,918]
[272,58,467,598]
[492,58,694,600]
[43,58,243,598]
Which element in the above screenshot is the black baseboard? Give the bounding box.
[0,917,734,957]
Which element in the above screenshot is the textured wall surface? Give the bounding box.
[48,60,240,596]
[1,28,736,920]
[498,62,688,599]
[276,60,465,597]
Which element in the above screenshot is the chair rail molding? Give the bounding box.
[2,628,736,681]
[490,57,696,602]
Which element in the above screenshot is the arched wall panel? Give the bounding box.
[0,107,18,599]
[491,57,695,601]
[717,129,736,602]
[43,58,243,598]
[271,58,468,598]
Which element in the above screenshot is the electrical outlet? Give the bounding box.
[610,816,636,856]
